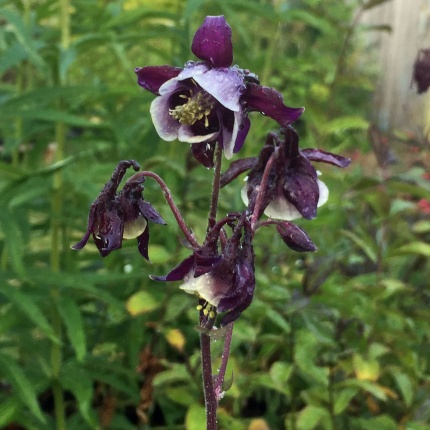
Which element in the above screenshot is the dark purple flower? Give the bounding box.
[151,217,255,326]
[71,160,166,259]
[221,127,351,221]
[412,48,430,94]
[135,16,304,165]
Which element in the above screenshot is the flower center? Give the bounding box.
[169,91,214,127]
[196,301,216,319]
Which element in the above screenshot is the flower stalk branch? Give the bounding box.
[130,170,200,249]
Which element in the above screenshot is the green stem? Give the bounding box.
[207,143,223,231]
[50,0,70,428]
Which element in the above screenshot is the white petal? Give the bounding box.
[179,271,221,306]
[241,179,329,221]
[158,64,209,95]
[193,68,244,112]
[222,111,241,160]
[123,216,147,240]
[150,96,180,141]
[177,125,219,143]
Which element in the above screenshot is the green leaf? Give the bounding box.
[126,290,160,316]
[0,397,20,427]
[412,220,430,234]
[337,379,388,401]
[270,361,293,387]
[183,0,207,19]
[0,208,26,276]
[390,370,414,406]
[61,363,96,426]
[0,354,45,423]
[185,403,207,430]
[334,388,358,414]
[390,242,430,258]
[58,297,87,362]
[0,284,58,343]
[296,405,329,430]
[322,116,369,135]
[341,229,377,263]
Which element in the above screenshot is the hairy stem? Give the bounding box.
[207,143,223,231]
[214,323,233,401]
[250,150,276,231]
[50,0,71,428]
[130,171,200,248]
[200,325,217,430]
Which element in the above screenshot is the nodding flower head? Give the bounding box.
[222,127,351,221]
[71,160,166,259]
[135,16,304,167]
[151,216,255,326]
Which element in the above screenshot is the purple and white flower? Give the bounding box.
[71,160,166,259]
[135,16,304,166]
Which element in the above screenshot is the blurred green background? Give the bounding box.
[1,0,430,429]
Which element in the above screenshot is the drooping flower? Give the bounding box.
[71,160,166,259]
[151,217,255,326]
[135,16,304,166]
[221,127,351,221]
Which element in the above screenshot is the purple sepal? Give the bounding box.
[138,201,166,225]
[301,149,351,168]
[233,116,251,153]
[244,83,304,127]
[135,65,182,95]
[137,226,150,260]
[220,157,257,187]
[276,221,317,252]
[191,142,216,169]
[284,156,319,220]
[150,255,195,281]
[191,16,233,68]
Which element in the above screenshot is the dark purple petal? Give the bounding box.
[301,149,351,168]
[71,204,97,250]
[193,68,244,111]
[93,211,124,257]
[244,83,304,127]
[135,65,182,95]
[233,116,251,154]
[276,221,317,252]
[137,225,150,260]
[194,254,222,277]
[283,156,319,219]
[150,255,195,281]
[219,289,254,326]
[191,16,233,68]
[138,201,166,225]
[220,157,257,187]
[191,142,215,168]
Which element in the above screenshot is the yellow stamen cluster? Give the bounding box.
[196,301,216,319]
[169,91,214,127]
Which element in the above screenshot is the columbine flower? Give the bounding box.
[71,160,166,259]
[221,127,351,221]
[412,48,430,94]
[151,218,255,326]
[135,15,304,166]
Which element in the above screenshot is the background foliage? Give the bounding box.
[1,0,430,429]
